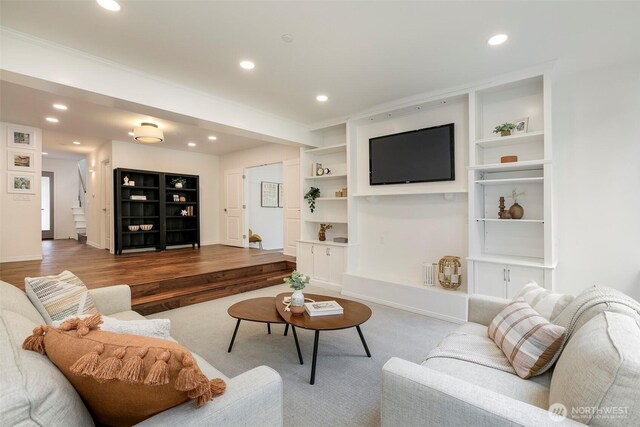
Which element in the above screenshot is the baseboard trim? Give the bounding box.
[310,279,342,293]
[86,240,102,249]
[0,254,43,263]
[341,290,465,324]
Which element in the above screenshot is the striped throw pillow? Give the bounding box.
[488,298,566,379]
[25,271,98,324]
[514,281,574,321]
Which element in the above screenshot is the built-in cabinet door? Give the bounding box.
[296,242,314,279]
[506,266,544,299]
[474,262,507,298]
[313,245,332,282]
[328,246,345,284]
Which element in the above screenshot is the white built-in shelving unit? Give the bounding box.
[467,72,556,299]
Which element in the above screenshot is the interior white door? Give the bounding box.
[473,262,507,298]
[224,168,246,247]
[282,159,300,257]
[506,266,545,298]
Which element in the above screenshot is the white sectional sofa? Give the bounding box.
[0,280,283,426]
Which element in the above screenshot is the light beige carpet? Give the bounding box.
[148,284,457,427]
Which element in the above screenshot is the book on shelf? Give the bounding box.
[130,195,147,200]
[304,300,344,316]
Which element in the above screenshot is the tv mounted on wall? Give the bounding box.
[369,123,455,185]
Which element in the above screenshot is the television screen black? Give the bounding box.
[369,123,455,185]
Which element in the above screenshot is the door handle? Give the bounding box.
[311,246,314,254]
[503,268,507,283]
[507,268,511,283]
[224,208,227,212]
[326,248,330,256]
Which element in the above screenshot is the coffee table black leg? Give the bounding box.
[310,330,320,385]
[267,323,271,334]
[284,323,289,336]
[291,325,303,365]
[227,319,241,353]
[356,325,371,357]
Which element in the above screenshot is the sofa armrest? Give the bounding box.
[135,365,283,427]
[382,357,580,427]
[90,285,132,315]
[467,294,510,326]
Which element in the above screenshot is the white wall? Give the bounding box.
[553,58,640,300]
[42,157,80,240]
[111,141,220,247]
[246,163,283,250]
[0,122,42,262]
[85,142,112,249]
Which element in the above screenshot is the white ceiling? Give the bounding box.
[1,1,638,125]
[0,80,270,159]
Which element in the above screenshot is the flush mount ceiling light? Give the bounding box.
[72,141,81,145]
[240,60,255,70]
[187,142,196,147]
[208,135,217,141]
[133,122,164,143]
[97,0,121,12]
[488,34,508,46]
[316,94,329,102]
[46,117,59,123]
[53,104,67,110]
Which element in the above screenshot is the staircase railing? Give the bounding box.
[78,163,86,207]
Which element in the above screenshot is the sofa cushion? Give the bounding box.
[53,314,171,340]
[0,308,94,427]
[549,311,640,425]
[0,280,44,325]
[27,316,226,426]
[514,281,574,321]
[24,271,98,324]
[489,298,565,378]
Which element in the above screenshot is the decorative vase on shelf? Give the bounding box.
[500,130,511,137]
[290,290,305,316]
[318,223,333,242]
[509,203,524,219]
[175,182,183,189]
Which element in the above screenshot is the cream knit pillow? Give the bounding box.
[514,281,574,321]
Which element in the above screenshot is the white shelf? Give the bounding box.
[476,218,544,223]
[298,239,353,247]
[316,197,348,201]
[304,174,347,181]
[475,131,544,148]
[475,177,544,185]
[467,255,555,269]
[304,218,348,224]
[352,188,468,197]
[469,159,548,173]
[305,144,346,155]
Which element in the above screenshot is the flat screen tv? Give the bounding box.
[369,123,455,185]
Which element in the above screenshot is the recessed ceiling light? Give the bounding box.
[96,0,121,12]
[53,104,67,110]
[128,131,134,136]
[240,60,255,70]
[42,152,49,155]
[488,34,508,46]
[72,141,81,145]
[208,135,217,141]
[316,95,329,102]
[46,117,59,123]
[187,142,196,147]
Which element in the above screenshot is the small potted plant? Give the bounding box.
[493,122,516,137]
[304,187,320,213]
[318,223,333,241]
[284,271,310,315]
[170,177,187,189]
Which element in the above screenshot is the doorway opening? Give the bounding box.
[100,159,111,251]
[246,163,284,251]
[41,171,54,240]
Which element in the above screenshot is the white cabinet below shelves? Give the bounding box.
[297,241,346,287]
[473,262,544,299]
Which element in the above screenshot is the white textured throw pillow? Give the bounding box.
[52,315,171,339]
[514,281,574,321]
[24,271,98,324]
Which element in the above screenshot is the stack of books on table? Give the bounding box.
[304,301,344,317]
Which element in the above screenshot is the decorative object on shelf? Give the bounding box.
[128,225,140,231]
[509,189,525,220]
[333,237,348,243]
[304,187,320,212]
[335,191,342,197]
[284,271,310,316]
[180,209,188,216]
[513,117,529,134]
[423,262,438,286]
[170,177,187,189]
[438,256,462,290]
[493,122,516,137]
[140,224,153,231]
[129,195,146,200]
[498,196,511,219]
[318,223,333,241]
[128,181,135,186]
[172,194,180,202]
[261,181,279,207]
[179,196,186,202]
[123,176,129,186]
[313,162,323,176]
[500,155,518,163]
[341,187,348,197]
[321,167,331,176]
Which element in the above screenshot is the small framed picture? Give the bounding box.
[278,183,284,208]
[8,172,36,194]
[173,194,180,202]
[261,181,278,207]
[7,125,37,150]
[7,149,35,172]
[513,117,529,134]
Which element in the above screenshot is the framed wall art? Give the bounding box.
[7,125,37,150]
[7,149,36,172]
[8,172,36,194]
[261,181,278,207]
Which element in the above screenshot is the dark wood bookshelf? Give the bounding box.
[114,168,200,254]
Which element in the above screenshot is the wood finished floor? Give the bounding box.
[0,240,294,291]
